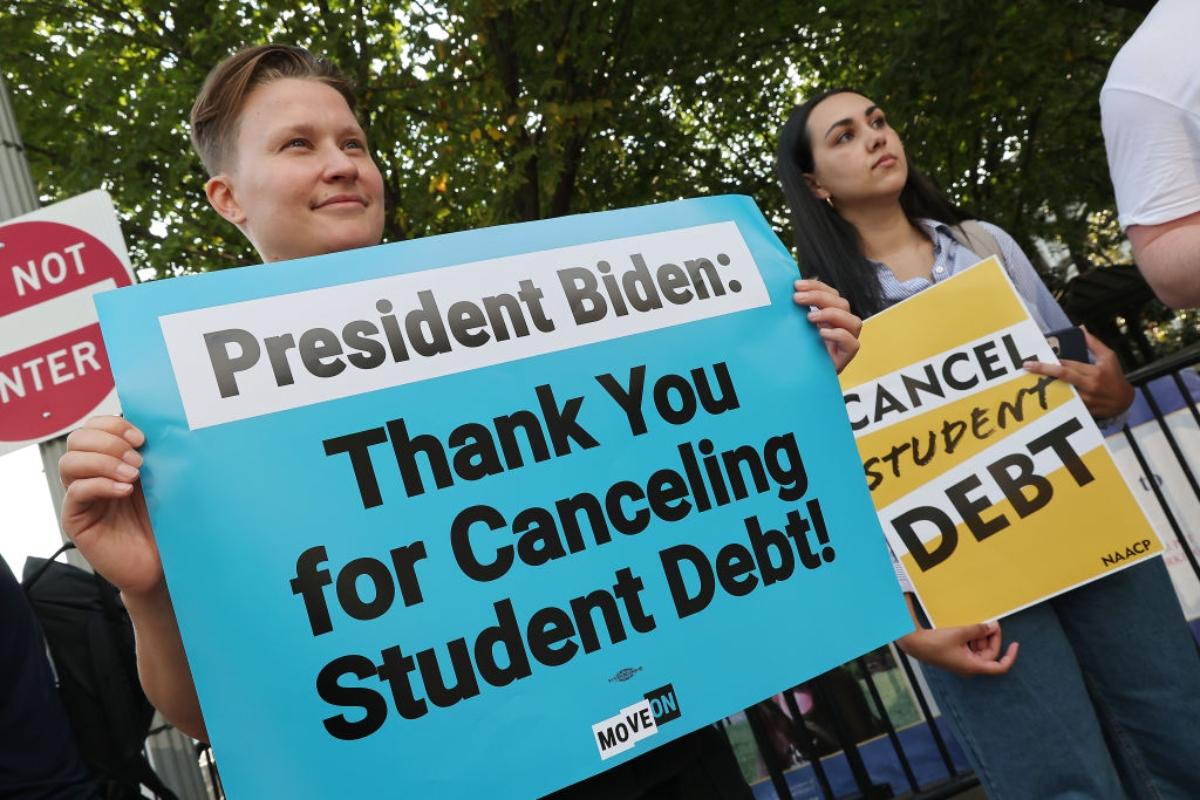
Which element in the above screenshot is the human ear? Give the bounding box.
[803,173,830,202]
[205,175,246,225]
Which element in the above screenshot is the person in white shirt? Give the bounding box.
[1101,0,1200,309]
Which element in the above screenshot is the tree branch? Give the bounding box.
[483,7,540,220]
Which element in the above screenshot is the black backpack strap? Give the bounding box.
[130,753,180,800]
[22,541,77,592]
[25,548,179,800]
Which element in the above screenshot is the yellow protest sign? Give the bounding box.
[839,258,1161,627]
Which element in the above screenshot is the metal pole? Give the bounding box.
[853,655,919,793]
[808,672,893,798]
[780,688,835,798]
[0,74,39,217]
[895,648,958,779]
[744,704,796,800]
[0,72,84,569]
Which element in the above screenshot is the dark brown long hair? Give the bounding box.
[776,89,966,317]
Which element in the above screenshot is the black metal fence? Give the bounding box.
[719,344,1200,800]
[1119,344,1200,590]
[728,647,977,799]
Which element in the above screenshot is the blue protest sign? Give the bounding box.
[96,195,910,798]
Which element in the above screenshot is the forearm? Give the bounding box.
[1129,218,1200,309]
[122,582,208,742]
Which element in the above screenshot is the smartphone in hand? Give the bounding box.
[1045,326,1088,363]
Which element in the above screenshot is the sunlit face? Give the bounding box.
[206,78,386,263]
[803,92,908,208]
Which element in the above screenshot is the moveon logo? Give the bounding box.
[591,684,682,759]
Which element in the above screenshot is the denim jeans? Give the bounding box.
[922,557,1200,799]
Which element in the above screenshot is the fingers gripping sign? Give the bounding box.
[793,279,862,373]
[1022,327,1134,419]
[59,414,161,596]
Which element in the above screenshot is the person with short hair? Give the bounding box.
[58,42,386,744]
[58,43,861,799]
[1102,0,1200,309]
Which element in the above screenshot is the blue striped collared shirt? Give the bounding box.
[872,219,1072,334]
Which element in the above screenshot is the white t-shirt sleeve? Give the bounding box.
[1101,0,1200,230]
[1101,88,1200,229]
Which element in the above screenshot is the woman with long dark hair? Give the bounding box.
[777,89,1200,798]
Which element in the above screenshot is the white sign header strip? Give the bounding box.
[0,278,116,355]
[846,321,1054,439]
[160,222,769,430]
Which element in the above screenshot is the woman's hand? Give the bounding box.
[1023,328,1134,419]
[58,415,162,597]
[897,620,1019,677]
[793,279,862,373]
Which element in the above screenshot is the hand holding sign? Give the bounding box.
[1022,328,1135,419]
[792,278,862,373]
[838,258,1161,628]
[93,196,911,798]
[58,414,209,740]
[59,416,156,593]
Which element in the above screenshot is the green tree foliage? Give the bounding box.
[804,1,1144,281]
[2,1,817,274]
[5,0,1194,358]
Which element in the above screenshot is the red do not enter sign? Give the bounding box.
[0,191,133,451]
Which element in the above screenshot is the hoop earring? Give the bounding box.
[824,196,835,209]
